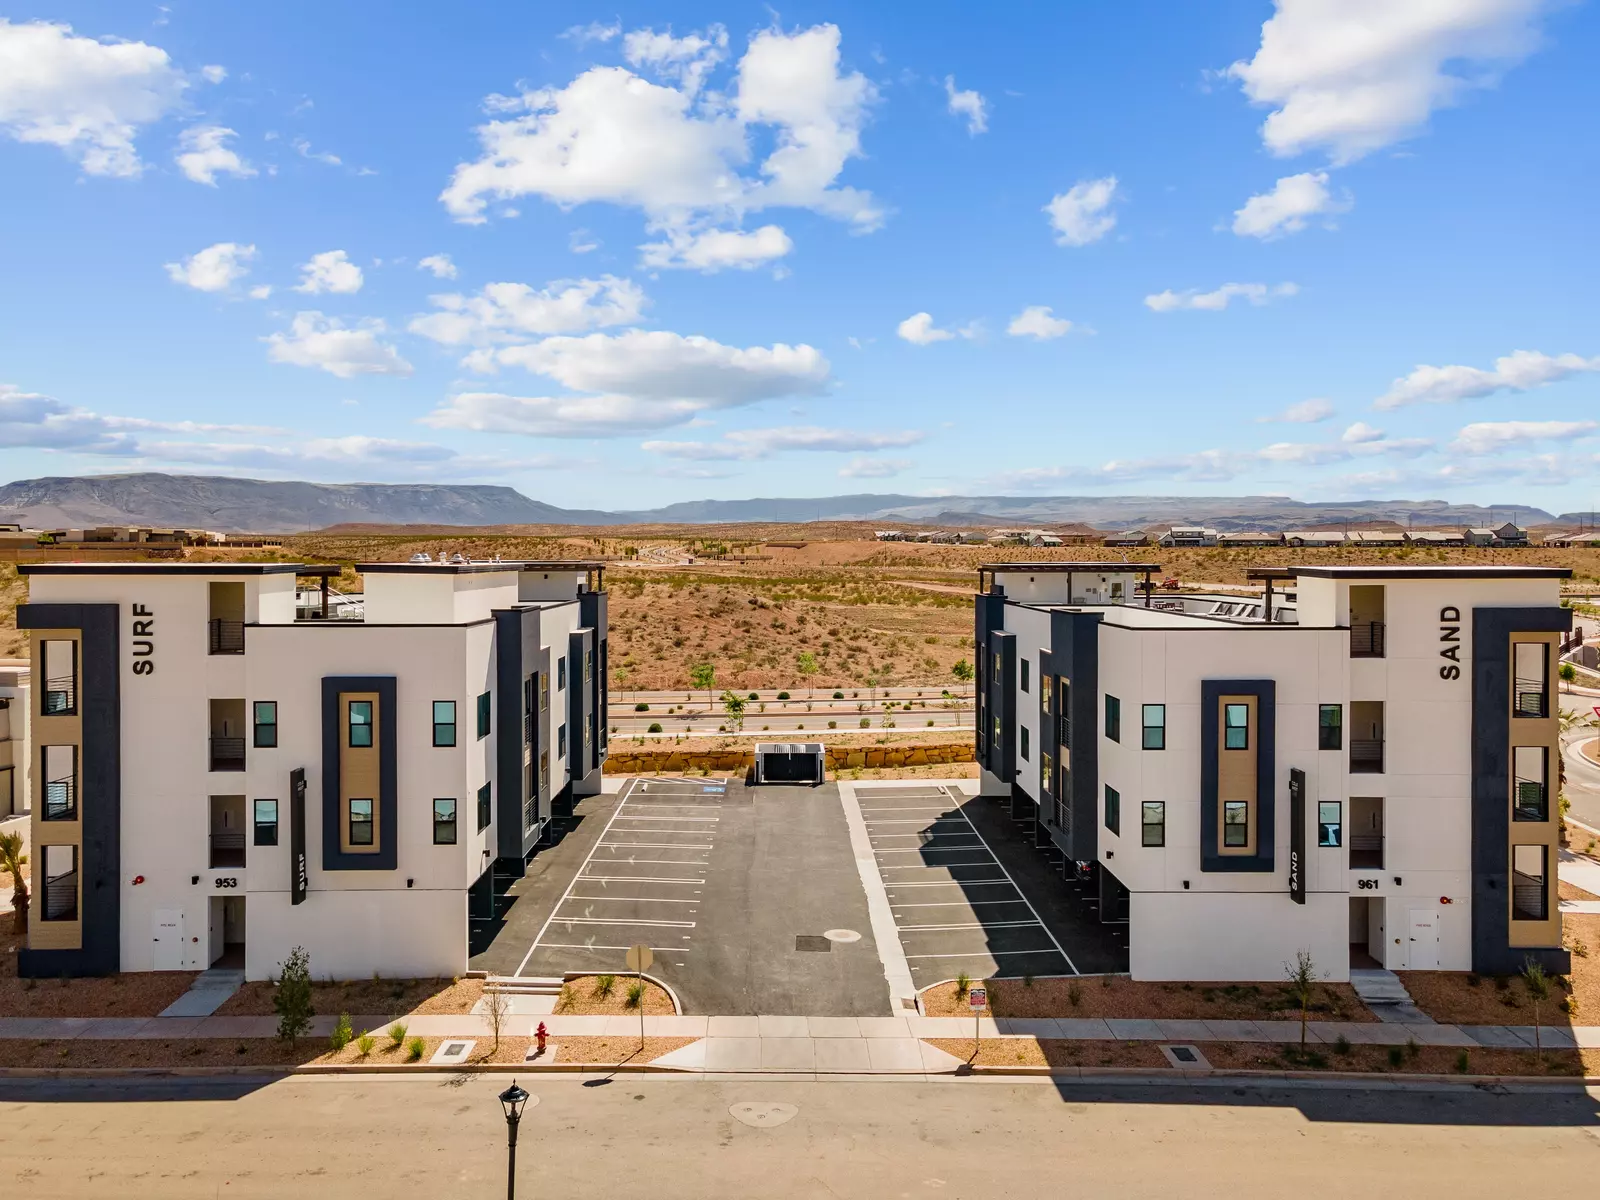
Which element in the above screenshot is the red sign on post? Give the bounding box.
[968,987,988,1010]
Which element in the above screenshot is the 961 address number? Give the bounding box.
[1356,878,1380,890]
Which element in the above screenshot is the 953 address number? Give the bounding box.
[214,877,239,889]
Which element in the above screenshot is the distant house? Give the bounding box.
[1464,528,1497,547]
[1346,530,1407,547]
[1285,531,1347,547]
[1103,530,1148,547]
[874,530,905,541]
[1026,532,1063,547]
[1542,529,1599,548]
[957,531,989,544]
[1157,526,1219,547]
[1407,530,1467,547]
[1216,532,1284,547]
[1492,522,1530,547]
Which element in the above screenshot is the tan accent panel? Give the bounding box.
[339,692,380,854]
[28,630,83,951]
[1506,630,1561,948]
[1216,694,1257,856]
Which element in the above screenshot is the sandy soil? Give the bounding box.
[321,1032,528,1066]
[920,975,1373,1022]
[0,949,196,1018]
[217,975,483,1018]
[1399,917,1597,1024]
[1559,879,1600,902]
[549,1035,697,1064]
[551,975,676,1016]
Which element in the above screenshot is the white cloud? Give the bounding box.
[264,312,412,379]
[425,330,830,437]
[1341,420,1386,444]
[1007,306,1072,340]
[174,124,254,185]
[944,75,987,135]
[0,384,137,453]
[417,253,458,279]
[639,224,793,272]
[0,18,187,176]
[1258,397,1334,424]
[200,64,227,84]
[642,425,923,460]
[898,312,974,345]
[1232,171,1347,239]
[440,23,881,241]
[164,241,257,292]
[1144,282,1299,312]
[1044,176,1118,247]
[623,25,728,96]
[291,136,341,166]
[569,228,599,254]
[840,456,911,478]
[1375,349,1600,409]
[1450,419,1598,455]
[1226,0,1556,164]
[294,250,364,295]
[562,20,621,45]
[248,284,272,300]
[409,276,647,347]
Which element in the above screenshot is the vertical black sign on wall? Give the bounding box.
[290,767,308,906]
[1288,767,1306,906]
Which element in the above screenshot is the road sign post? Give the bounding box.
[968,986,988,1057]
[625,943,654,1049]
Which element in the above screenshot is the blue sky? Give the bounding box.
[1,1,1598,514]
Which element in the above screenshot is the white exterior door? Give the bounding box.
[152,909,184,970]
[1406,908,1440,970]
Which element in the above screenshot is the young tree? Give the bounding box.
[720,689,746,731]
[797,650,818,677]
[951,659,975,684]
[1284,949,1319,1049]
[273,946,315,1048]
[0,832,28,935]
[689,662,715,710]
[485,989,512,1054]
[1521,956,1550,1062]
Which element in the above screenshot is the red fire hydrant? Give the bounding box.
[535,1022,548,1056]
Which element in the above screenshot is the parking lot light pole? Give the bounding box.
[499,1081,529,1200]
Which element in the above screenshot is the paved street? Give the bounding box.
[2,1073,1596,1198]
[1561,691,1600,833]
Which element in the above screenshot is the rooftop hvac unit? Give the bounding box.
[753,742,825,786]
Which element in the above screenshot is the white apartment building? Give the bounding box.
[976,562,1571,982]
[17,560,608,982]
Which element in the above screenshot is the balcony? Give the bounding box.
[209,736,246,772]
[42,674,76,715]
[209,829,246,869]
[43,776,75,821]
[1349,622,1386,659]
[1513,676,1548,718]
[208,619,245,655]
[1350,738,1385,774]
[1350,832,1384,870]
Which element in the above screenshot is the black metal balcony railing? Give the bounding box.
[43,777,75,821]
[1349,832,1384,870]
[208,618,245,655]
[1350,622,1386,658]
[43,871,78,921]
[1513,677,1548,718]
[209,736,246,772]
[1513,780,1548,822]
[209,830,246,868]
[1350,738,1385,773]
[42,674,76,715]
[1512,872,1548,922]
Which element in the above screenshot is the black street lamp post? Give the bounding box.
[499,1081,530,1200]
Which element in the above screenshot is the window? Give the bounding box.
[433,798,458,845]
[41,639,77,716]
[522,677,535,745]
[253,799,279,846]
[993,651,1001,681]
[1223,801,1248,846]
[347,798,373,846]
[1318,704,1342,751]
[476,692,491,739]
[1104,694,1121,742]
[1021,659,1030,693]
[1224,703,1249,750]
[1020,726,1030,761]
[539,673,549,712]
[477,783,492,831]
[253,701,278,748]
[539,750,550,792]
[1512,642,1548,718]
[42,744,76,821]
[1041,751,1053,795]
[348,700,373,748]
[1317,801,1342,847]
[1104,785,1120,835]
[1512,844,1548,921]
[558,656,567,689]
[558,725,567,757]
[1512,746,1548,821]
[1141,801,1165,847]
[1059,679,1071,747]
[992,716,1001,751]
[41,845,77,921]
[433,700,457,747]
[1141,704,1165,750]
[584,648,592,684]
[1041,675,1052,715]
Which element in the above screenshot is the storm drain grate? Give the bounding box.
[794,935,832,953]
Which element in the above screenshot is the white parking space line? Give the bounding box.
[905,949,1062,959]
[569,895,699,904]
[898,920,1043,931]
[540,943,691,954]
[597,841,713,850]
[577,875,705,884]
[551,917,695,928]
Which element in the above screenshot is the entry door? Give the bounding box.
[152,909,184,970]
[1406,908,1440,970]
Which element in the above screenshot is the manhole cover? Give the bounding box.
[730,1102,798,1128]
[823,929,861,943]
[794,935,831,952]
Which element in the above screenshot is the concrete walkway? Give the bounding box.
[1559,846,1600,896]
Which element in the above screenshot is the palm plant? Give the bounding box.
[0,831,28,935]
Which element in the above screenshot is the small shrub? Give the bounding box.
[1455,1050,1471,1074]
[634,702,650,711]
[1333,1035,1351,1055]
[748,692,759,700]
[828,720,837,729]
[1101,974,1112,988]
[1466,973,1480,986]
[833,691,844,699]
[1387,1046,1404,1068]
[273,946,315,1047]
[647,722,663,733]
[859,717,870,728]
[1023,974,1034,988]
[356,1033,374,1057]
[777,691,790,700]
[927,719,934,726]
[625,980,645,1008]
[1406,1037,1420,1060]
[388,1022,407,1046]
[329,1012,353,1053]
[954,972,971,999]
[1067,981,1082,1008]
[594,973,617,998]
[406,1036,425,1062]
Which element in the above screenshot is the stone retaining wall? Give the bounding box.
[602,742,975,775]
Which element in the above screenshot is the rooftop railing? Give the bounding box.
[1349,622,1386,659]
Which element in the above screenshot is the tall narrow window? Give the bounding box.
[539,750,550,792]
[253,799,279,846]
[476,692,491,739]
[1020,659,1030,693]
[348,700,373,748]
[522,677,535,745]
[1512,642,1549,718]
[1104,785,1120,835]
[1041,675,1052,714]
[1141,704,1165,750]
[433,700,457,747]
[992,716,1001,750]
[1059,679,1071,748]
[584,648,592,684]
[348,798,373,845]
[1512,746,1548,821]
[42,744,76,821]
[1511,844,1548,920]
[558,656,567,689]
[433,798,458,845]
[253,701,278,748]
[1224,704,1249,750]
[477,783,492,831]
[1223,800,1248,846]
[41,639,77,716]
[1141,801,1165,847]
[1317,801,1342,847]
[41,845,77,921]
[1041,751,1053,796]
[1104,695,1121,742]
[1318,704,1342,751]
[558,725,567,757]
[540,673,550,712]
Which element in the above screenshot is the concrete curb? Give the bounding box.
[956,1064,1600,1087]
